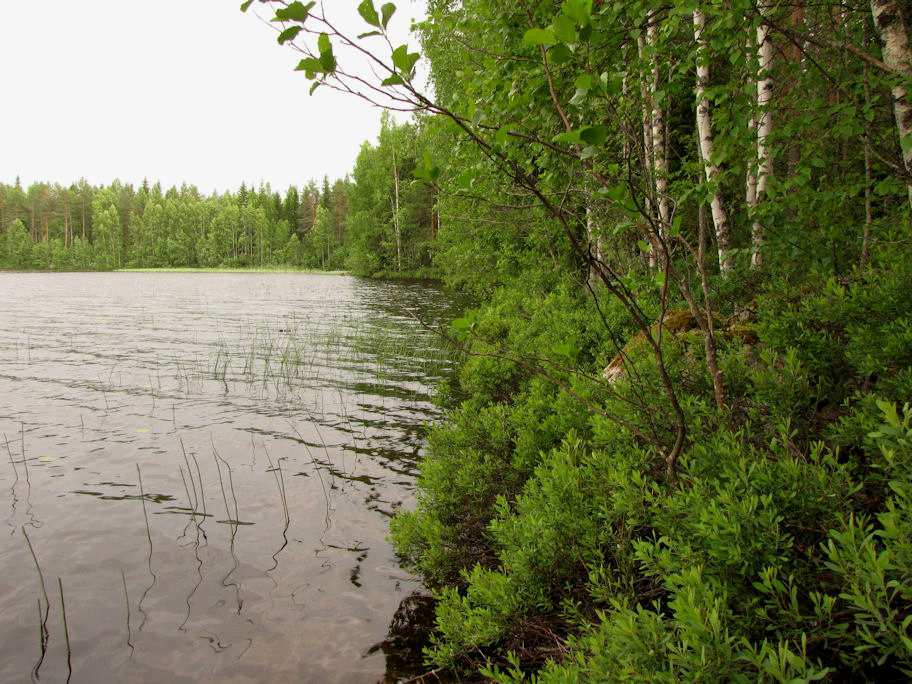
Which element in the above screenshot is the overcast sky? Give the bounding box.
[0,0,426,194]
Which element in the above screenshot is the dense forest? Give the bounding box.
[246,0,912,680]
[0,115,437,274]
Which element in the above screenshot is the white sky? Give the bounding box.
[0,0,426,194]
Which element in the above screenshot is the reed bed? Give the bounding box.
[163,315,458,404]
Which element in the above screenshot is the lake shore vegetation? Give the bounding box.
[244,0,912,680]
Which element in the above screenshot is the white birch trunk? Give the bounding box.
[649,22,669,231]
[647,20,669,268]
[745,35,758,208]
[870,0,912,205]
[752,5,774,269]
[637,32,655,220]
[693,7,733,273]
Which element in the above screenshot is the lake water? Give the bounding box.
[0,272,459,683]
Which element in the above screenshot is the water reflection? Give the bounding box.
[0,272,460,683]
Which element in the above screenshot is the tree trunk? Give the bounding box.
[870,0,912,205]
[693,7,733,273]
[862,43,875,268]
[683,202,726,412]
[752,4,774,269]
[649,20,670,265]
[745,35,759,209]
[638,31,657,267]
[392,145,402,273]
[64,196,71,248]
[786,2,806,177]
[586,201,604,286]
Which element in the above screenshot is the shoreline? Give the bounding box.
[118,267,349,274]
[0,267,349,275]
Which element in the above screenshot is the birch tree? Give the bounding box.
[648,16,670,266]
[870,0,912,203]
[751,2,774,269]
[693,6,733,272]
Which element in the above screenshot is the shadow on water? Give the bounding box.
[0,272,464,682]
[121,569,134,658]
[22,527,50,681]
[136,465,157,633]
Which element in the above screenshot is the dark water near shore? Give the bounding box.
[0,272,458,683]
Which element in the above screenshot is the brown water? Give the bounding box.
[0,272,459,684]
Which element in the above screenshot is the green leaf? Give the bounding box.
[553,130,582,145]
[452,317,471,331]
[901,132,912,156]
[670,213,683,237]
[277,26,303,44]
[382,73,404,86]
[357,31,383,39]
[317,33,336,71]
[295,57,323,75]
[240,0,254,12]
[548,44,572,64]
[552,15,577,43]
[320,53,336,72]
[574,73,593,90]
[579,125,607,146]
[309,81,322,95]
[357,0,381,27]
[603,184,628,203]
[523,27,556,46]
[562,0,593,26]
[274,1,315,22]
[414,151,440,184]
[381,3,396,28]
[495,127,511,146]
[392,44,420,75]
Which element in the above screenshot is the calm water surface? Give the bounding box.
[0,272,459,683]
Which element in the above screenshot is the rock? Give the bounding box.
[386,592,437,652]
[367,592,438,682]
[601,309,754,382]
[602,309,700,382]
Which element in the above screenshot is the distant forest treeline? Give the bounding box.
[0,116,438,275]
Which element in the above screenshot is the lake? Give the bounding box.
[0,272,459,683]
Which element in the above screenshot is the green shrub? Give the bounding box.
[391,261,912,681]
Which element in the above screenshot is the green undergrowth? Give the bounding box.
[390,252,912,681]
